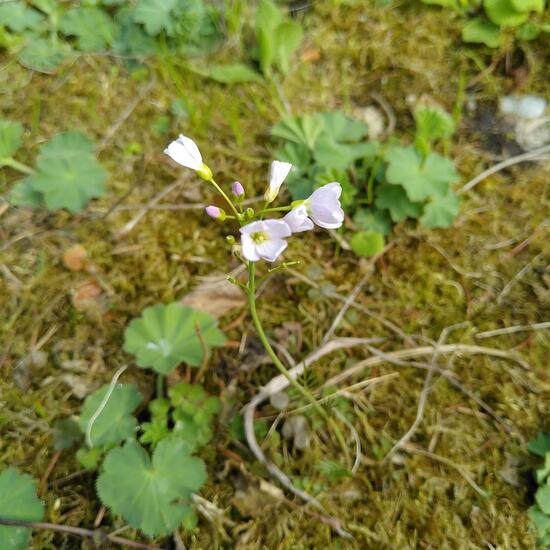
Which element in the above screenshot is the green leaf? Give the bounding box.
[112,7,157,57]
[0,2,44,32]
[9,179,43,208]
[375,183,423,222]
[97,439,206,536]
[529,433,550,457]
[273,20,303,74]
[529,506,550,538]
[0,468,44,550]
[536,485,550,515]
[18,38,68,73]
[124,303,226,374]
[60,7,115,52]
[319,112,369,142]
[313,135,374,170]
[53,418,83,450]
[483,0,530,27]
[421,0,461,8]
[537,453,550,484]
[15,131,106,213]
[317,459,353,480]
[515,22,541,41]
[276,142,312,172]
[140,398,171,448]
[133,0,179,36]
[271,113,325,150]
[287,177,315,200]
[350,231,385,258]
[255,0,282,75]
[414,105,455,146]
[462,17,502,47]
[420,190,460,228]
[353,208,392,236]
[0,120,23,159]
[385,147,458,202]
[80,383,142,447]
[76,445,103,469]
[195,63,260,84]
[510,0,545,12]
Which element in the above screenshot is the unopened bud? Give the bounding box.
[227,276,238,285]
[225,235,236,245]
[196,163,213,181]
[205,205,225,220]
[245,207,254,219]
[232,181,245,199]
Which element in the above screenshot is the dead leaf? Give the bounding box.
[181,275,245,318]
[301,48,321,62]
[63,244,88,271]
[71,279,102,311]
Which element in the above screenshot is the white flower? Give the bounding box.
[283,204,314,233]
[305,182,344,229]
[240,219,291,262]
[164,135,212,179]
[264,161,293,204]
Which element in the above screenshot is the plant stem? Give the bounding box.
[156,373,164,399]
[256,205,293,215]
[1,157,35,175]
[246,262,351,465]
[209,177,241,219]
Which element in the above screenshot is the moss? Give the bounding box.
[1,1,549,548]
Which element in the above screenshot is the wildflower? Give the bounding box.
[164,135,212,180]
[232,181,245,198]
[240,219,291,262]
[264,161,292,204]
[205,205,225,220]
[283,204,314,233]
[305,182,344,229]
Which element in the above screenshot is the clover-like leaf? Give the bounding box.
[375,183,423,222]
[11,131,106,212]
[385,147,458,202]
[80,383,142,447]
[18,38,69,73]
[350,231,385,258]
[271,113,325,150]
[133,0,179,36]
[0,468,44,550]
[97,439,206,536]
[529,433,550,457]
[124,303,226,374]
[420,190,460,228]
[319,112,370,143]
[0,2,44,33]
[484,0,529,27]
[60,7,115,52]
[0,120,23,160]
[353,208,392,236]
[462,17,502,47]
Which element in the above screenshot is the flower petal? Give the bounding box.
[283,205,314,233]
[240,220,264,235]
[265,160,293,203]
[256,238,288,262]
[262,219,292,239]
[241,234,261,262]
[164,135,203,170]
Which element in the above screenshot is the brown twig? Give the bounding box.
[0,518,162,550]
[38,451,62,497]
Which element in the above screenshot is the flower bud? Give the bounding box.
[225,235,236,245]
[245,207,254,219]
[205,205,225,220]
[196,163,213,181]
[232,181,245,199]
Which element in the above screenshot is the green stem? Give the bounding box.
[156,373,165,399]
[366,157,381,205]
[247,262,351,465]
[209,177,241,220]
[257,205,293,216]
[1,157,35,175]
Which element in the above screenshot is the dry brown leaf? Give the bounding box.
[180,275,245,318]
[71,279,102,311]
[63,244,88,271]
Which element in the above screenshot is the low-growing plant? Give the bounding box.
[5,128,107,213]
[528,432,550,547]
[420,0,550,48]
[271,105,460,257]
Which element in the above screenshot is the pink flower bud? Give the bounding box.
[205,205,222,219]
[232,181,245,198]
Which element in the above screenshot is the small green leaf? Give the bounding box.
[273,20,303,74]
[140,398,171,448]
[385,147,458,202]
[132,0,179,36]
[484,0,529,27]
[53,417,83,450]
[319,112,370,142]
[350,231,385,258]
[510,0,545,12]
[124,303,226,374]
[529,433,550,457]
[271,113,325,150]
[196,63,260,84]
[60,7,115,52]
[462,17,502,47]
[97,439,206,536]
[536,485,550,515]
[18,38,68,73]
[0,468,44,550]
[76,446,103,469]
[0,120,23,159]
[515,22,541,41]
[420,190,460,228]
[9,179,43,208]
[313,135,374,170]
[528,506,550,538]
[0,2,44,33]
[353,208,392,236]
[112,7,157,57]
[375,184,423,222]
[80,383,142,447]
[255,0,282,75]
[414,105,455,145]
[537,453,550,484]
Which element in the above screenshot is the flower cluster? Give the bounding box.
[165,135,344,263]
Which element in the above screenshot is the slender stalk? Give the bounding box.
[209,177,241,219]
[247,262,351,465]
[156,373,164,398]
[1,157,35,175]
[256,205,293,215]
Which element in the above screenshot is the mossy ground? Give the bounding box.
[1,2,549,549]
